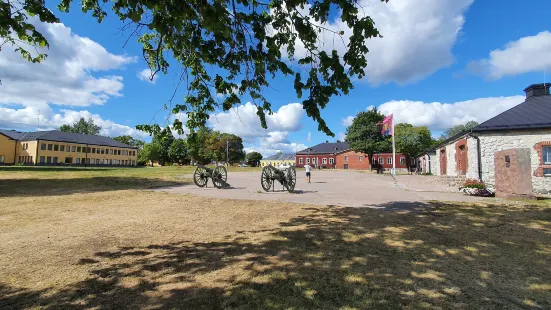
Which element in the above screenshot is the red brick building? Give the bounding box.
[296,141,415,171]
[335,150,413,171]
[295,141,348,168]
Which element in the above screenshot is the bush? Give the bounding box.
[14,162,25,167]
[463,179,486,190]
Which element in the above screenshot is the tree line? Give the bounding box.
[345,108,478,171]
[58,117,251,166]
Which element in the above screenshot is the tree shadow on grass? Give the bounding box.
[1,201,551,309]
[0,177,186,197]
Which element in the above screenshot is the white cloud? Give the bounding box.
[338,132,346,141]
[468,31,551,79]
[342,116,354,127]
[374,95,525,130]
[0,104,148,139]
[209,102,304,140]
[209,102,306,156]
[288,0,473,85]
[307,131,312,142]
[0,20,135,108]
[137,68,159,84]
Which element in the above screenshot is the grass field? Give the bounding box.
[1,167,550,309]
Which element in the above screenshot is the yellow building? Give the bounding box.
[260,153,296,167]
[0,129,138,166]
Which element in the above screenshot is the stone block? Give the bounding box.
[494,148,535,200]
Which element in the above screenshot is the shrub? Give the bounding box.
[14,162,25,167]
[463,179,486,190]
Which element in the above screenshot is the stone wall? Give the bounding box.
[478,130,551,194]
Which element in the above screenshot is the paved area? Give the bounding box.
[158,170,487,209]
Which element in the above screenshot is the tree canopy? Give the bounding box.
[168,138,189,164]
[345,108,389,161]
[394,123,432,171]
[2,0,387,137]
[442,121,479,139]
[246,151,263,166]
[59,117,101,135]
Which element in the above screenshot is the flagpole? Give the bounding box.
[392,113,396,176]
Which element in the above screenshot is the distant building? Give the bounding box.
[424,83,551,194]
[0,129,138,166]
[296,141,414,171]
[260,153,296,167]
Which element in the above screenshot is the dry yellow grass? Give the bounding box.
[0,167,550,309]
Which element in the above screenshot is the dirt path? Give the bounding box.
[159,170,486,209]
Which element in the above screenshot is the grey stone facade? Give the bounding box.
[433,130,551,194]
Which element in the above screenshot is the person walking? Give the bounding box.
[304,163,312,183]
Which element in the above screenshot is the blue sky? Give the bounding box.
[1,0,550,156]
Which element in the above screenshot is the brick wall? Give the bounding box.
[295,154,336,168]
[335,151,369,169]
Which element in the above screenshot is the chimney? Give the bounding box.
[524,83,550,99]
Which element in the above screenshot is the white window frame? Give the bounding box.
[543,146,551,164]
[312,158,316,164]
[0,155,4,163]
[400,157,405,165]
[323,158,327,164]
[344,156,348,162]
[387,157,392,164]
[359,155,363,162]
[378,157,383,164]
[306,158,310,164]
[372,157,376,164]
[299,158,304,164]
[329,158,334,164]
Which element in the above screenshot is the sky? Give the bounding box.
[1,0,550,156]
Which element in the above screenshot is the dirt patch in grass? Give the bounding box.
[1,189,550,309]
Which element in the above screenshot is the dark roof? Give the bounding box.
[473,94,551,132]
[297,141,349,154]
[263,153,296,161]
[0,129,25,140]
[0,129,136,148]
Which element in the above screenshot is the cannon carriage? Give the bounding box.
[193,165,228,188]
[261,164,296,193]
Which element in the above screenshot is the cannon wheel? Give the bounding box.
[261,166,273,192]
[285,167,296,192]
[212,166,228,189]
[193,166,209,187]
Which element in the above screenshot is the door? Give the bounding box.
[440,149,447,175]
[344,164,349,169]
[457,145,467,175]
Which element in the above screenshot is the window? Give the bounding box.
[47,144,52,151]
[329,158,334,164]
[23,143,27,150]
[359,156,363,161]
[86,158,90,164]
[76,146,81,152]
[387,157,392,164]
[544,168,551,176]
[400,157,405,165]
[53,157,58,164]
[372,157,376,164]
[411,158,416,165]
[344,156,348,162]
[29,156,33,163]
[543,146,551,164]
[92,148,96,154]
[40,156,45,163]
[76,158,81,164]
[65,157,73,164]
[54,144,59,151]
[306,158,310,164]
[378,157,383,164]
[66,145,70,152]
[41,143,46,150]
[108,149,112,155]
[0,155,4,163]
[46,156,52,163]
[323,158,327,164]
[19,156,22,163]
[72,146,76,152]
[60,145,65,152]
[299,158,304,164]
[118,150,122,155]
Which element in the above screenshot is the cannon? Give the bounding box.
[193,165,228,188]
[261,164,296,193]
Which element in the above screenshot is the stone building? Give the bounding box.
[427,83,551,194]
